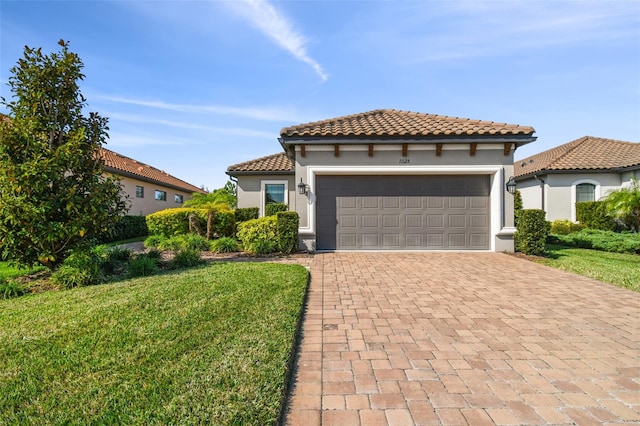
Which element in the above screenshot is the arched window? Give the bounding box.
[576,183,596,203]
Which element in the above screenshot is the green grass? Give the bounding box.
[0,262,309,425]
[536,244,640,292]
[0,261,45,280]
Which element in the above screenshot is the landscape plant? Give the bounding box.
[602,178,640,232]
[237,216,278,255]
[0,41,127,269]
[210,237,240,253]
[515,209,550,255]
[277,211,299,254]
[575,201,616,231]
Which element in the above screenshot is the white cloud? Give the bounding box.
[232,0,328,81]
[96,95,305,122]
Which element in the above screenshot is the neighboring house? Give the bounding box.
[514,136,640,222]
[227,109,536,252]
[100,148,206,216]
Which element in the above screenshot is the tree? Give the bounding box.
[603,178,640,232]
[0,41,128,269]
[183,181,237,240]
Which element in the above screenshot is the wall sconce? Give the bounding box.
[298,178,309,195]
[506,176,517,195]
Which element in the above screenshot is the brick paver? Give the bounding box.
[283,253,640,425]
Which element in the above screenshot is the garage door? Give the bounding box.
[316,175,490,250]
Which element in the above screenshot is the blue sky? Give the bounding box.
[2,0,639,191]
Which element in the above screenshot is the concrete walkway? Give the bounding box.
[283,252,640,425]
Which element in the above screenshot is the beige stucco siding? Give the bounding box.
[116,175,197,216]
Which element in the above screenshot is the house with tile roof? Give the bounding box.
[514,136,640,222]
[100,148,206,216]
[228,109,537,252]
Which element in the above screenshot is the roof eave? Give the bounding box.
[105,166,206,194]
[280,134,536,145]
[226,169,295,177]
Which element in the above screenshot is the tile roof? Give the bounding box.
[515,136,640,178]
[226,152,294,174]
[99,148,206,194]
[281,109,535,139]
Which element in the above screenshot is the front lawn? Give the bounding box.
[0,262,308,425]
[536,244,639,292]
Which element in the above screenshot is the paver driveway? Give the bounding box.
[283,252,640,425]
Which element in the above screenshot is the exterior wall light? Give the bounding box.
[298,178,309,195]
[506,176,517,195]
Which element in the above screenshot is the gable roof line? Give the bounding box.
[226,152,294,175]
[515,135,640,178]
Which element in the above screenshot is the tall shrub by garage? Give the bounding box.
[237,216,278,255]
[514,209,550,255]
[514,190,523,227]
[277,211,299,254]
[575,201,616,231]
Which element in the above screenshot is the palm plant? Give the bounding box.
[603,178,640,232]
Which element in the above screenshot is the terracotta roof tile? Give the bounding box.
[515,136,640,178]
[99,148,205,194]
[281,109,535,139]
[227,152,293,174]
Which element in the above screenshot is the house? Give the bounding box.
[99,148,206,216]
[227,109,536,252]
[514,136,640,222]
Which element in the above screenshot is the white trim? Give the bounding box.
[298,165,507,251]
[260,179,289,217]
[570,179,601,222]
[296,144,507,152]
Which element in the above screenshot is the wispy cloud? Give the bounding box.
[96,95,305,122]
[232,0,328,81]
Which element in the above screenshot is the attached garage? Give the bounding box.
[227,109,537,253]
[316,175,490,250]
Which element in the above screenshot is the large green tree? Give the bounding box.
[0,41,128,269]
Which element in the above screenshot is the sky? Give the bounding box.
[1,0,639,191]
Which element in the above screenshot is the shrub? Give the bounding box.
[145,234,209,251]
[550,219,586,235]
[50,249,103,288]
[235,207,259,223]
[576,201,616,231]
[514,190,523,227]
[550,229,640,254]
[144,235,166,249]
[237,216,278,255]
[515,209,550,255]
[0,278,27,299]
[213,210,236,238]
[171,249,203,269]
[146,208,207,237]
[99,215,149,243]
[51,265,95,289]
[277,211,299,254]
[127,254,160,278]
[265,203,288,217]
[210,237,240,253]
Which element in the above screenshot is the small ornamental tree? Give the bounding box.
[0,41,128,269]
[603,178,640,232]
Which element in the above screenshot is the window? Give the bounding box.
[260,180,288,216]
[136,186,144,198]
[155,190,167,201]
[576,183,596,203]
[174,194,184,204]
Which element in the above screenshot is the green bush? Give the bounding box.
[550,219,586,235]
[235,207,259,223]
[146,208,207,237]
[549,229,640,254]
[265,203,288,217]
[144,234,209,251]
[51,265,95,289]
[144,235,165,249]
[0,278,27,299]
[99,215,148,243]
[50,249,103,288]
[127,254,160,278]
[213,210,236,238]
[210,237,240,253]
[171,249,203,269]
[515,209,550,255]
[576,201,616,231]
[237,216,278,255]
[514,190,523,227]
[277,211,299,254]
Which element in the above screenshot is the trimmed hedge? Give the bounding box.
[265,202,288,217]
[576,201,616,231]
[146,208,235,238]
[550,219,586,235]
[237,216,278,255]
[235,207,259,223]
[277,211,299,254]
[515,209,549,255]
[548,229,640,254]
[98,216,148,243]
[514,190,523,227]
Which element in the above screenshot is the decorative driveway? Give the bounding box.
[283,252,640,425]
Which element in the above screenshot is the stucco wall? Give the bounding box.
[517,177,544,210]
[117,175,198,216]
[545,173,622,221]
[235,174,295,216]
